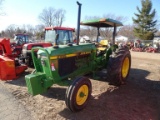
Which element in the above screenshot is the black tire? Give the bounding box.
[65,76,92,112]
[107,46,131,86]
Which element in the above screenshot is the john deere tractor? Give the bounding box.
[25,2,131,112]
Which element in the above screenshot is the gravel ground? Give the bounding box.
[0,51,160,120]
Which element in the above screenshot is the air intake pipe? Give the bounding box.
[76,1,82,45]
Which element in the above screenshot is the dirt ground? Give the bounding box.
[0,51,160,120]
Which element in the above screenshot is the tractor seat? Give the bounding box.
[97,39,109,51]
[96,40,109,56]
[99,39,108,46]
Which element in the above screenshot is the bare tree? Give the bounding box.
[34,24,45,33]
[21,24,34,37]
[38,7,55,26]
[80,16,100,41]
[118,25,135,40]
[101,14,128,40]
[34,24,45,40]
[2,24,36,38]
[5,24,17,38]
[54,9,66,27]
[38,7,66,27]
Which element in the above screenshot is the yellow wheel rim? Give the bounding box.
[122,57,130,78]
[76,85,89,105]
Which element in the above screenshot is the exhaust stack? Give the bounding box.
[76,1,82,45]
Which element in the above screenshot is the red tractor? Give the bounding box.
[11,33,31,57]
[0,33,31,57]
[20,26,75,67]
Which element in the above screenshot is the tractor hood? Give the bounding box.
[37,43,96,57]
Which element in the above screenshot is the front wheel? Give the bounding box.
[107,46,131,85]
[65,77,92,112]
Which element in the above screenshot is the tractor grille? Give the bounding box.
[58,56,77,76]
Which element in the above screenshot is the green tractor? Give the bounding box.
[25,2,131,112]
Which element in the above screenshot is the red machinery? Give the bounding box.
[20,26,75,67]
[0,33,30,57]
[131,40,146,52]
[0,26,75,80]
[0,38,27,80]
[11,33,30,57]
[131,47,144,52]
[131,40,158,53]
[145,47,158,53]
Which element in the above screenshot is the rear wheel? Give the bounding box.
[107,46,131,85]
[65,77,92,112]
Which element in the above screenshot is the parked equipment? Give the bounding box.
[20,26,75,67]
[0,38,27,80]
[0,26,75,80]
[131,40,145,52]
[0,33,30,56]
[131,40,158,53]
[145,46,158,53]
[25,1,131,112]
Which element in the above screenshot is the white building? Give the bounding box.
[115,35,128,42]
[153,36,160,43]
[80,35,90,43]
